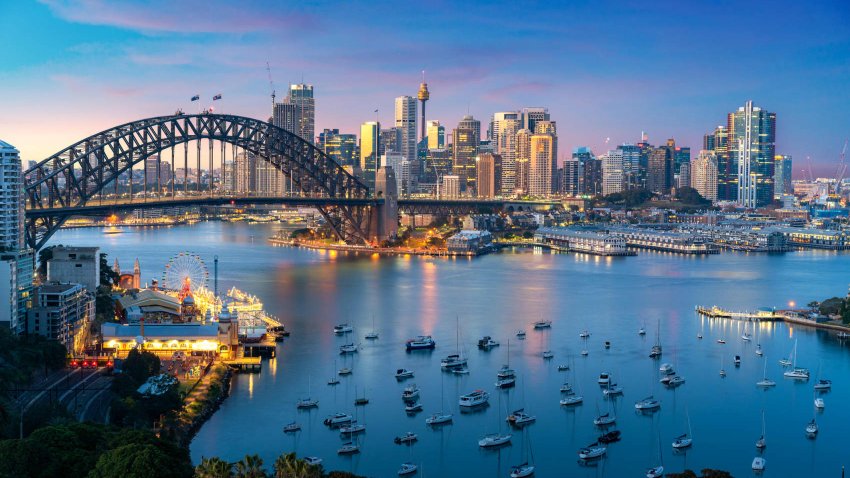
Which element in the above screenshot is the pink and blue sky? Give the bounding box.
[1,0,849,176]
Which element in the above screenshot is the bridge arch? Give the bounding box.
[24,113,381,249]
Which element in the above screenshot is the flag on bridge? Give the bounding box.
[191,94,200,101]
[213,94,222,101]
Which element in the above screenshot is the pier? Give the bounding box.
[695,305,778,321]
[243,342,277,358]
[221,356,262,372]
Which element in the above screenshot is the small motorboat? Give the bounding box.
[697,333,703,339]
[579,330,590,338]
[752,457,766,471]
[339,343,358,354]
[805,419,818,437]
[339,422,366,435]
[580,350,589,356]
[598,430,621,443]
[510,463,535,478]
[425,412,452,425]
[560,382,573,393]
[495,377,516,389]
[542,350,554,359]
[398,463,418,476]
[593,413,616,426]
[478,433,512,448]
[477,336,500,350]
[506,409,536,427]
[283,422,301,433]
[296,397,319,409]
[354,397,369,406]
[405,402,423,413]
[337,442,360,455]
[333,324,353,334]
[323,413,353,427]
[603,384,624,396]
[395,368,414,380]
[597,372,611,385]
[402,384,420,401]
[338,367,352,376]
[734,355,741,367]
[394,432,418,444]
[646,466,664,478]
[634,396,661,411]
[814,379,832,390]
[497,365,516,379]
[672,433,692,449]
[557,364,570,371]
[717,339,726,344]
[719,368,726,377]
[815,398,825,409]
[405,335,436,350]
[304,457,322,466]
[516,330,527,339]
[577,442,606,460]
[639,327,646,336]
[533,320,552,329]
[560,392,583,406]
[604,341,611,349]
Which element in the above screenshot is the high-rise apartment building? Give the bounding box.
[359,121,381,188]
[0,141,23,251]
[452,128,478,193]
[28,283,94,353]
[730,101,776,207]
[647,144,674,194]
[514,129,533,195]
[272,102,299,134]
[492,112,521,194]
[774,155,793,198]
[46,246,100,293]
[521,107,550,132]
[234,151,256,194]
[426,121,445,149]
[0,140,32,332]
[440,175,461,199]
[602,150,625,196]
[286,84,315,143]
[529,133,555,196]
[395,96,418,163]
[561,158,580,195]
[704,125,732,200]
[677,161,691,190]
[256,160,285,195]
[573,147,601,196]
[690,150,718,202]
[476,153,501,198]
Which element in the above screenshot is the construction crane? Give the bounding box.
[266,62,276,109]
[834,139,848,194]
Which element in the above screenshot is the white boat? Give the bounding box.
[477,336,500,350]
[496,377,516,389]
[451,366,470,375]
[425,412,452,425]
[639,325,646,336]
[734,355,741,366]
[510,463,535,478]
[635,396,661,411]
[402,384,420,401]
[603,383,624,396]
[405,402,423,413]
[296,397,318,409]
[597,372,611,385]
[814,379,832,390]
[716,339,726,344]
[659,363,674,374]
[497,365,516,379]
[579,330,590,338]
[779,340,794,366]
[560,382,573,393]
[815,398,825,409]
[459,390,490,408]
[557,364,570,371]
[666,375,685,387]
[756,410,767,449]
[334,324,353,334]
[649,320,663,358]
[577,442,606,460]
[533,320,552,329]
[593,412,616,426]
[283,421,301,433]
[516,329,527,339]
[580,350,589,356]
[440,354,468,369]
[397,463,418,476]
[805,419,818,437]
[784,367,810,380]
[542,350,554,359]
[339,422,366,435]
[507,409,537,427]
[337,442,359,455]
[560,392,583,406]
[405,335,436,350]
[646,466,664,478]
[339,343,358,354]
[395,368,414,380]
[672,433,692,449]
[755,344,763,356]
[323,413,353,427]
[304,457,322,466]
[752,457,766,471]
[757,358,775,387]
[478,433,512,448]
[394,432,418,444]
[742,333,752,341]
[838,331,850,339]
[365,315,379,340]
[338,367,352,376]
[779,357,792,366]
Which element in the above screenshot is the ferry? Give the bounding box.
[406,335,436,350]
[459,390,490,408]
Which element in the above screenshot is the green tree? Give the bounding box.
[195,457,234,478]
[674,187,711,207]
[99,253,119,287]
[234,455,266,478]
[122,349,161,385]
[88,443,191,478]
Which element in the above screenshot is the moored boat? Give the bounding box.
[459,389,490,408]
[405,335,436,350]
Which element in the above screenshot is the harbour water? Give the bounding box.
[50,222,850,477]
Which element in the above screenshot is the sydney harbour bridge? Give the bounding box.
[23,112,558,250]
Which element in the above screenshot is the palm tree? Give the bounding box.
[273,453,322,478]
[234,454,267,478]
[195,456,233,478]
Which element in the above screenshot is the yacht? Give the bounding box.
[635,396,661,411]
[516,329,527,339]
[394,432,418,444]
[814,379,832,390]
[338,367,352,376]
[333,324,353,334]
[560,391,583,406]
[497,365,516,379]
[304,457,322,466]
[805,419,818,437]
[323,413,353,427]
[397,463,418,476]
[425,412,453,425]
[506,409,537,427]
[752,457,766,471]
[560,382,573,393]
[364,331,379,340]
[402,384,420,401]
[477,336,500,350]
[659,363,674,374]
[496,377,516,389]
[742,332,753,341]
[395,368,414,380]
[756,378,776,387]
[646,466,664,478]
[405,335,436,350]
[283,422,301,433]
[815,398,825,409]
[598,430,621,443]
[639,326,647,336]
[542,350,554,359]
[479,433,512,448]
[459,390,490,408]
[405,402,423,413]
[716,339,726,344]
[577,442,606,460]
[672,433,692,449]
[510,463,535,478]
[649,344,662,358]
[734,355,741,366]
[557,364,570,371]
[533,320,552,329]
[603,383,624,396]
[579,330,591,338]
[337,442,359,455]
[339,343,358,354]
[593,413,616,426]
[784,367,810,380]
[597,372,611,385]
[339,422,366,435]
[755,344,763,356]
[440,354,468,369]
[296,397,319,409]
[666,375,685,387]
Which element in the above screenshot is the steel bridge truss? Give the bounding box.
[24,113,375,249]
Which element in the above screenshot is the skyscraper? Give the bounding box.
[476,153,502,198]
[691,150,718,202]
[561,158,580,196]
[705,125,733,200]
[272,102,298,133]
[730,101,776,207]
[529,133,555,196]
[0,140,32,332]
[395,96,417,164]
[774,155,793,198]
[573,147,601,196]
[234,151,257,194]
[285,84,315,143]
[426,121,445,149]
[647,143,674,194]
[514,129,533,194]
[0,140,24,251]
[457,115,481,147]
[521,107,550,132]
[452,128,477,193]
[359,121,381,188]
[318,129,358,166]
[602,150,625,196]
[492,112,521,194]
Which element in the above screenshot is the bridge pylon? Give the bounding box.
[369,166,399,244]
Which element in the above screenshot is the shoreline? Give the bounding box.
[268,237,485,257]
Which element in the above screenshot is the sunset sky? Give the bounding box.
[2,0,849,176]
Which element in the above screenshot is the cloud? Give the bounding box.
[39,0,318,34]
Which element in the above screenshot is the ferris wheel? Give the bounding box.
[161,252,209,294]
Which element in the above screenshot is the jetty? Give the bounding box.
[695,305,778,321]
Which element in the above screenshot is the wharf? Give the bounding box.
[243,341,277,358]
[269,237,481,257]
[695,305,778,321]
[221,356,262,372]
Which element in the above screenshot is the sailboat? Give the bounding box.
[783,340,809,379]
[719,355,726,377]
[478,389,511,448]
[441,316,468,370]
[649,320,662,358]
[756,356,776,387]
[646,430,664,477]
[297,376,319,408]
[672,411,693,449]
[426,371,453,426]
[541,325,553,359]
[779,341,794,366]
[756,410,766,449]
[365,315,379,339]
[742,322,753,341]
[805,418,818,438]
[593,402,616,426]
[328,360,340,385]
[496,340,517,388]
[639,322,647,336]
[560,361,583,406]
[510,428,536,477]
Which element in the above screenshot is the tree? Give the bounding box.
[273,453,322,478]
[36,246,56,282]
[818,297,844,316]
[88,443,191,478]
[234,455,266,478]
[100,253,119,287]
[196,457,234,478]
[121,349,161,385]
[674,187,711,207]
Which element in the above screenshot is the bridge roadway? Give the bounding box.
[24,195,560,218]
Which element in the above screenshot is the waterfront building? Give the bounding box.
[440,174,461,199]
[395,95,418,169]
[602,150,625,196]
[116,288,182,323]
[426,121,445,149]
[284,84,315,143]
[234,151,257,194]
[46,246,100,292]
[690,150,718,202]
[529,133,555,196]
[534,227,629,256]
[447,230,493,254]
[476,153,501,198]
[730,100,776,207]
[606,227,718,254]
[28,283,94,353]
[102,322,221,357]
[774,227,849,250]
[491,112,522,194]
[359,121,381,188]
[452,127,478,192]
[774,155,793,198]
[318,129,358,167]
[0,140,32,332]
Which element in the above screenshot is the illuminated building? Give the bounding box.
[256,159,285,195]
[28,283,94,353]
[774,154,793,198]
[521,107,550,132]
[440,175,461,199]
[515,128,532,195]
[677,161,691,190]
[102,322,223,357]
[359,121,381,188]
[234,151,257,194]
[426,120,445,149]
[731,101,776,207]
[691,150,718,202]
[452,127,478,192]
[0,140,32,332]
[561,158,580,195]
[647,142,674,194]
[457,115,481,148]
[318,129,358,166]
[529,133,555,197]
[573,147,601,196]
[284,84,315,143]
[602,150,625,196]
[491,112,521,194]
[113,258,141,289]
[476,153,501,198]
[395,95,418,167]
[704,125,732,200]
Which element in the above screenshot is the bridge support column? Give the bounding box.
[369,166,399,243]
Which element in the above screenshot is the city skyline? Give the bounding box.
[2,1,849,177]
